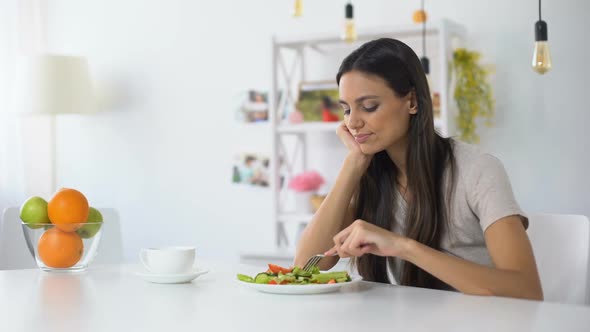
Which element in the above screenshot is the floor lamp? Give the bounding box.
[23,54,95,197]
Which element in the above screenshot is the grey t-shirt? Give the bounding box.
[387,140,528,285]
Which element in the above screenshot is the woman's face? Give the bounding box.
[338,70,416,155]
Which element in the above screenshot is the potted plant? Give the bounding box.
[451,48,495,144]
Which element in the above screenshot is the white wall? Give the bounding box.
[41,0,590,261]
[0,0,24,213]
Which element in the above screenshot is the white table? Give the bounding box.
[1,260,589,332]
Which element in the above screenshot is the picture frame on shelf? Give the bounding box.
[236,90,272,123]
[232,153,270,187]
[296,81,342,123]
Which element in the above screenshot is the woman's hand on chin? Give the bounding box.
[337,121,373,171]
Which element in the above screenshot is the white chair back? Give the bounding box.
[527,214,590,305]
[0,207,36,269]
[0,207,123,270]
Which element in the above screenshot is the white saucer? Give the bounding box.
[135,269,209,284]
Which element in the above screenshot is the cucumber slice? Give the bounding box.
[237,274,254,283]
[254,273,271,284]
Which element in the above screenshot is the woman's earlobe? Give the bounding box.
[409,100,418,114]
[408,92,418,114]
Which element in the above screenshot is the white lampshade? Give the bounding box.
[21,54,95,114]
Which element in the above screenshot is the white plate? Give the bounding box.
[237,276,362,295]
[135,269,209,284]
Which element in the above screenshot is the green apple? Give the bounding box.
[20,196,50,229]
[76,207,103,239]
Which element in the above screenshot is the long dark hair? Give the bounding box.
[336,38,455,289]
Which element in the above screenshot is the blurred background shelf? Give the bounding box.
[277,122,339,134]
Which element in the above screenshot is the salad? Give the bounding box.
[237,263,351,285]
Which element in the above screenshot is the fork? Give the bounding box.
[302,253,339,272]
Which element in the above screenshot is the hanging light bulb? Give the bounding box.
[421,55,434,98]
[412,5,427,23]
[417,0,438,117]
[343,2,357,43]
[421,57,431,80]
[293,0,303,18]
[532,0,552,74]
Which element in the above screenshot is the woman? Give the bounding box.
[294,38,543,300]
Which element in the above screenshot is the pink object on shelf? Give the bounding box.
[288,110,304,124]
[288,171,325,192]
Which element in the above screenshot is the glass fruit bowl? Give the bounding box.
[21,221,103,272]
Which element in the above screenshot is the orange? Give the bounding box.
[47,188,89,232]
[413,9,427,23]
[38,228,84,268]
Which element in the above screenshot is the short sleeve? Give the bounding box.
[466,154,528,232]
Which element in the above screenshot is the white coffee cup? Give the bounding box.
[140,246,196,274]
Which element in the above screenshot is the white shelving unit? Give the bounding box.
[240,19,466,262]
[277,121,339,134]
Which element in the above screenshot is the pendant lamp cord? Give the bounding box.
[422,0,426,57]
